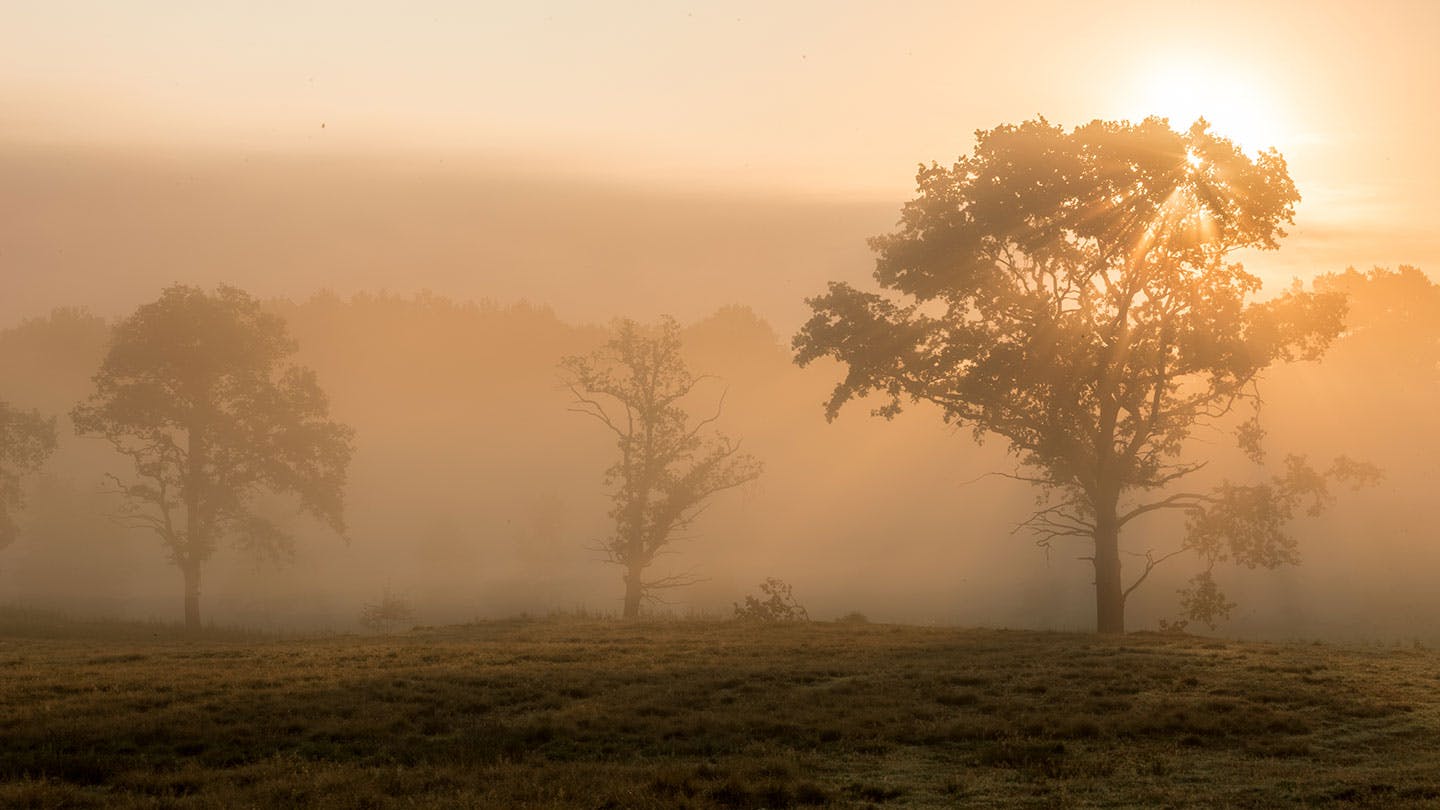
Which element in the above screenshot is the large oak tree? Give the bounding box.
[795,118,1372,633]
[73,285,354,629]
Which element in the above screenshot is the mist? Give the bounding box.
[0,143,891,332]
[0,83,1434,642]
[2,257,1435,641]
[10,5,1440,804]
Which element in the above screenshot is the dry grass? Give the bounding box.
[2,612,1439,807]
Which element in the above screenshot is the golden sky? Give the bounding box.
[2,0,1437,315]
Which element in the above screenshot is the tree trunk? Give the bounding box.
[181,560,202,631]
[622,565,644,618]
[183,425,206,632]
[1092,510,1125,634]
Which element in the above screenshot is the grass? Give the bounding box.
[2,613,1439,807]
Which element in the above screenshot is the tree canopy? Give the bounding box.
[795,117,1371,633]
[1313,265,1440,382]
[72,285,354,628]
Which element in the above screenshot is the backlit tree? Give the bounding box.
[73,285,354,629]
[562,317,762,617]
[795,118,1375,633]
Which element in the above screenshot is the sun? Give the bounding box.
[1133,58,1290,155]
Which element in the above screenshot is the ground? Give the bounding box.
[1,611,1438,808]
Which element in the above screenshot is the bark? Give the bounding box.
[622,564,644,618]
[1092,509,1125,634]
[183,424,206,631]
[181,560,202,631]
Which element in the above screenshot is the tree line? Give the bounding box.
[3,117,1431,634]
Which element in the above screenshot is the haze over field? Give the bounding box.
[2,1,1439,641]
[3,1,1438,329]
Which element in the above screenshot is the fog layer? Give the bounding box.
[2,267,1435,639]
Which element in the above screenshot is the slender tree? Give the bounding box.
[0,402,58,552]
[795,117,1375,633]
[73,285,353,629]
[562,317,762,617]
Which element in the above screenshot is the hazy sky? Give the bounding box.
[3,1,1437,318]
[4,1,1440,638]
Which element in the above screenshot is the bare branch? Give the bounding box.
[1122,546,1191,600]
[565,385,628,439]
[1117,491,1216,526]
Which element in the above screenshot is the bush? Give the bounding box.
[733,578,809,623]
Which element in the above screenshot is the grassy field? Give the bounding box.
[2,613,1438,808]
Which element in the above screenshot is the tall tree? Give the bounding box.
[0,402,58,552]
[562,317,762,617]
[795,117,1373,634]
[73,285,354,629]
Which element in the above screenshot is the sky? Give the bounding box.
[2,0,1438,324]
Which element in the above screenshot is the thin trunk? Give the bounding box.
[622,563,644,618]
[183,423,206,632]
[181,560,202,631]
[1093,507,1125,634]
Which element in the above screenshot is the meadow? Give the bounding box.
[1,611,1438,808]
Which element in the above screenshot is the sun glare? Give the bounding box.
[1135,59,1289,155]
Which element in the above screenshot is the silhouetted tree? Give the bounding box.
[0,402,57,551]
[795,117,1375,634]
[73,285,354,629]
[562,317,762,617]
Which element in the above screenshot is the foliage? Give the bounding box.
[359,588,417,634]
[1313,265,1440,380]
[1182,456,1382,570]
[733,577,810,623]
[561,317,762,617]
[0,401,58,550]
[1174,570,1236,631]
[794,117,1365,632]
[72,285,354,628]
